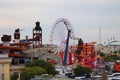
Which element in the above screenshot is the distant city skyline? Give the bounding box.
[0,0,120,44]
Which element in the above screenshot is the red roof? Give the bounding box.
[10,42,32,46]
[48,59,57,65]
[9,53,24,57]
[0,46,23,51]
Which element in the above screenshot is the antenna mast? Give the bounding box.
[99,27,102,44]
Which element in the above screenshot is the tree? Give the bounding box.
[20,67,46,80]
[10,73,18,80]
[26,59,56,75]
[104,54,117,62]
[73,65,92,77]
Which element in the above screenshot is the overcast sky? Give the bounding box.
[0,0,120,44]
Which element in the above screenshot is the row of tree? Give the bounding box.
[11,59,92,80]
[73,65,92,77]
[11,59,56,80]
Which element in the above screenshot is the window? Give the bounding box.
[1,64,4,67]
[1,73,4,80]
[0,64,4,69]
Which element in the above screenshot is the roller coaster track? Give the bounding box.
[98,40,120,52]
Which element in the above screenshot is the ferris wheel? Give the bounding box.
[50,18,78,52]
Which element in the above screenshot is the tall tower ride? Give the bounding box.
[33,21,42,48]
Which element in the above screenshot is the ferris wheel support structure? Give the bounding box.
[50,18,78,65]
[63,29,71,66]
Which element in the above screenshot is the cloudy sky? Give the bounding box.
[0,0,120,44]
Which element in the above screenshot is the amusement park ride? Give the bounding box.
[50,18,96,68]
[33,21,42,48]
